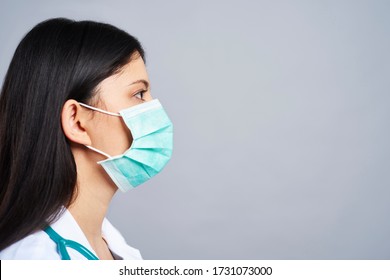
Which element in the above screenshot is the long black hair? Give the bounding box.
[0,18,145,251]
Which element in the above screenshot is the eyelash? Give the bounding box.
[134,90,147,100]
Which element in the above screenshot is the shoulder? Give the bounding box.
[0,230,60,260]
[102,218,143,260]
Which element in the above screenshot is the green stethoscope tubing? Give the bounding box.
[44,226,99,260]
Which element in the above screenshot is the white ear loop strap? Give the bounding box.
[85,145,112,159]
[78,102,121,117]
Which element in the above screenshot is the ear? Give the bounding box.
[61,99,92,146]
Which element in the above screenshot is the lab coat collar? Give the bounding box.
[50,208,100,259]
[49,207,141,260]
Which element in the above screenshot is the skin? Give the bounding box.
[61,53,152,259]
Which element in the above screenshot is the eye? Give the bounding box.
[134,90,146,100]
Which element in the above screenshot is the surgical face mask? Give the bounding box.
[78,99,173,192]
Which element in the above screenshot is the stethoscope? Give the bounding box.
[44,226,99,260]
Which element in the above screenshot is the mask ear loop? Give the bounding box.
[78,102,121,117]
[85,145,112,159]
[78,102,122,159]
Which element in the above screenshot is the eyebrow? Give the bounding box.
[129,79,149,89]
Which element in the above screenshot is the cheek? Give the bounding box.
[119,119,133,149]
[92,116,133,156]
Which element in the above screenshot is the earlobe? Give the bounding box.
[61,99,92,146]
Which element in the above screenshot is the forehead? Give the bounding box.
[98,55,149,90]
[116,55,149,83]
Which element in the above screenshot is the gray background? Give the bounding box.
[1,0,389,259]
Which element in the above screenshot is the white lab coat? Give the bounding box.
[0,209,142,260]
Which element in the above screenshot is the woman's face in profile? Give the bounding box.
[86,54,152,157]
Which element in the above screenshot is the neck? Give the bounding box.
[68,145,117,246]
[68,186,114,243]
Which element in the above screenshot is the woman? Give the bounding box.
[0,18,173,260]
